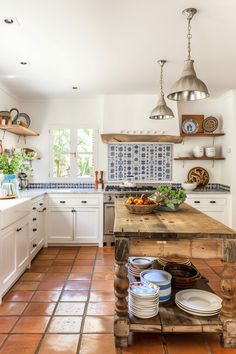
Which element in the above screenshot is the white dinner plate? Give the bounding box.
[175,300,220,317]
[175,299,220,314]
[176,289,222,312]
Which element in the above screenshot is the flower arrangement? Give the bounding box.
[149,185,187,210]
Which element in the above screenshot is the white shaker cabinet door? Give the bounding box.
[74,208,99,244]
[47,209,74,243]
[16,221,29,269]
[0,228,16,287]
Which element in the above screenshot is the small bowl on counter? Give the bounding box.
[181,181,198,191]
[125,196,157,215]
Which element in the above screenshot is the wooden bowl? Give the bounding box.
[163,263,201,289]
[125,203,157,215]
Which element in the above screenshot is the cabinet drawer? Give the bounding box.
[186,198,226,207]
[48,196,99,207]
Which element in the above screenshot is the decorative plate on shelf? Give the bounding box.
[187,167,209,187]
[182,119,199,134]
[203,116,218,133]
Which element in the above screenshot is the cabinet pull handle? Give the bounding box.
[39,203,43,206]
[33,228,37,232]
[194,201,200,204]
[38,208,47,213]
[210,200,216,204]
[33,218,37,221]
[81,200,87,204]
[33,243,37,248]
[60,201,66,203]
[33,207,37,210]
[72,209,76,213]
[16,227,22,232]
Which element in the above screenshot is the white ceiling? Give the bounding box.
[0,0,235,99]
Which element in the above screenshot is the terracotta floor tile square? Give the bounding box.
[55,302,85,316]
[86,302,114,316]
[20,273,45,282]
[43,273,68,282]
[97,247,114,255]
[89,291,115,302]
[27,266,50,273]
[0,334,42,354]
[91,280,114,291]
[14,282,39,291]
[3,291,34,302]
[92,272,114,281]
[68,273,92,281]
[23,303,56,316]
[0,303,27,316]
[40,247,60,255]
[32,260,54,267]
[165,334,209,354]
[96,254,114,261]
[38,334,79,354]
[64,281,90,290]
[0,317,19,333]
[71,266,93,273]
[53,259,74,265]
[79,247,97,253]
[31,291,61,302]
[80,334,117,354]
[12,316,50,334]
[60,290,88,302]
[48,316,82,333]
[56,254,76,260]
[0,334,7,347]
[123,333,164,354]
[83,316,113,333]
[48,265,71,273]
[93,266,114,273]
[76,253,96,260]
[73,260,95,266]
[36,255,57,260]
[38,281,65,291]
[95,259,114,266]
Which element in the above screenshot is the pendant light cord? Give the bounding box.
[160,62,164,96]
[187,18,192,60]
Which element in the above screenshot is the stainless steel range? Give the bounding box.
[103,185,156,245]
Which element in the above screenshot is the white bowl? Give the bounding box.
[181,182,198,191]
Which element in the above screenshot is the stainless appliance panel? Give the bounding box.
[104,203,115,235]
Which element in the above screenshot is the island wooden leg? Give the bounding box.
[114,238,129,348]
[220,240,236,348]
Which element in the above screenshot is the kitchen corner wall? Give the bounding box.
[18,93,233,185]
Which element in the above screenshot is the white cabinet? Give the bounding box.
[29,196,46,260]
[46,194,103,246]
[1,228,16,290]
[16,221,29,269]
[74,208,99,243]
[186,194,231,227]
[47,209,74,243]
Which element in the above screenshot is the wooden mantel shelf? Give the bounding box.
[0,125,39,136]
[101,133,183,144]
[174,157,225,161]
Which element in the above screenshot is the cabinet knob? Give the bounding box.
[33,228,37,232]
[16,227,22,232]
[39,203,43,206]
[60,201,66,204]
[33,243,37,248]
[210,200,216,204]
[194,201,200,204]
[72,209,76,213]
[33,218,37,221]
[81,200,87,204]
[33,207,37,210]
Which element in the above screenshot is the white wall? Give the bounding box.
[18,93,232,183]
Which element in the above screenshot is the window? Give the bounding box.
[51,127,94,180]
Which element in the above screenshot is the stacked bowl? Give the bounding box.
[129,281,160,319]
[157,255,191,267]
[128,257,154,278]
[141,269,172,302]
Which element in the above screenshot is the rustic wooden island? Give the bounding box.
[114,200,236,348]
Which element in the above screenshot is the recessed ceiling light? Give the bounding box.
[72,86,78,90]
[20,61,28,65]
[4,18,14,24]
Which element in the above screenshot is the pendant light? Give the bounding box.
[149,60,174,120]
[167,8,209,101]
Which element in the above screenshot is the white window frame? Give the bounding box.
[49,125,98,182]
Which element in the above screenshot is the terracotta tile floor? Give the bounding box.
[0,246,235,353]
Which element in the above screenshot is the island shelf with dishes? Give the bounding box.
[113,200,236,349]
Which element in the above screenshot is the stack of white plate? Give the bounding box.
[157,255,191,267]
[175,289,222,316]
[129,281,160,319]
[141,269,172,302]
[128,257,155,278]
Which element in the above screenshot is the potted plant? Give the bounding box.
[149,185,187,211]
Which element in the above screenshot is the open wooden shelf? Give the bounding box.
[174,157,225,161]
[0,125,39,136]
[101,133,183,144]
[181,132,225,138]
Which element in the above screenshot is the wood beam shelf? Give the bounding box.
[174,157,225,161]
[0,125,39,136]
[101,133,183,144]
[181,133,225,138]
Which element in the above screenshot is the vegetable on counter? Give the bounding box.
[149,185,186,210]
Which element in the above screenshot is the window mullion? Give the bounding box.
[70,129,77,180]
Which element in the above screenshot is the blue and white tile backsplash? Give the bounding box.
[108,143,173,181]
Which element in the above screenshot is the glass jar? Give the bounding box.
[1,174,19,198]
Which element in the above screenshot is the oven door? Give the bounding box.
[104,203,115,235]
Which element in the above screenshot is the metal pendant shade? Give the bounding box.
[167,8,209,101]
[149,60,174,120]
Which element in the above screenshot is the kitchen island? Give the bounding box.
[114,200,236,348]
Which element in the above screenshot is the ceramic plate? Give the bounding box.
[182,119,199,134]
[203,116,218,133]
[187,167,209,187]
[176,289,222,312]
[141,269,172,285]
[175,300,220,317]
[175,299,220,314]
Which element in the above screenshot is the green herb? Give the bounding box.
[0,151,34,175]
[149,185,187,209]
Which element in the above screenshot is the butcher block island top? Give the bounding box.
[113,200,236,349]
